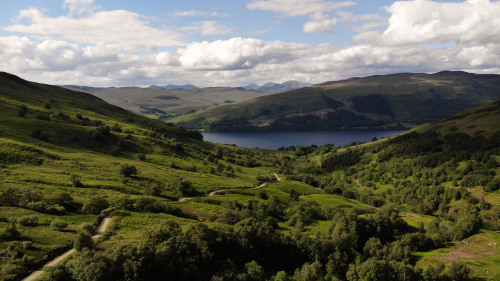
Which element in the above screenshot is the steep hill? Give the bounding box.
[171,71,500,131]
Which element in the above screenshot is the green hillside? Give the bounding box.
[0,73,499,281]
[171,71,500,131]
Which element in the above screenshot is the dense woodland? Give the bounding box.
[0,73,500,280]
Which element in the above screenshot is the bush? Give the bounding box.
[143,179,163,196]
[17,215,38,226]
[177,180,196,197]
[82,197,109,214]
[74,231,93,251]
[50,219,69,231]
[0,222,20,240]
[111,123,122,133]
[119,164,138,177]
[22,241,33,249]
[79,223,95,235]
[70,174,83,187]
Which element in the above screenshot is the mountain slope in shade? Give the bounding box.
[414,99,500,137]
[171,71,500,131]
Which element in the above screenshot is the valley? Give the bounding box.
[0,72,499,280]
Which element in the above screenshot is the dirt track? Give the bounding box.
[22,217,111,281]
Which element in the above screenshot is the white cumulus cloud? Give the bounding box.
[177,37,332,70]
[303,12,338,33]
[380,0,500,46]
[4,7,184,48]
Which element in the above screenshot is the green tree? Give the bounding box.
[82,197,109,214]
[119,164,138,177]
[74,230,93,251]
[238,260,264,281]
[177,180,196,197]
[293,261,324,281]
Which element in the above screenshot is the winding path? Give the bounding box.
[22,217,111,281]
[179,173,283,202]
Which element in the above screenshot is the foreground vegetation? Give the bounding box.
[0,72,499,280]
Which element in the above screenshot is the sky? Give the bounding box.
[1,0,500,87]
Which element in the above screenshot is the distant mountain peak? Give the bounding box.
[149,84,198,90]
[241,80,311,91]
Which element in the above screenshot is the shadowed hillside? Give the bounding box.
[171,71,500,131]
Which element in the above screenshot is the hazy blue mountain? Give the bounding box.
[149,84,198,90]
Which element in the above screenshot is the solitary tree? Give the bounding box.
[120,164,138,177]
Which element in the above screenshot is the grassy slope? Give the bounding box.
[171,71,500,131]
[0,72,277,279]
[0,73,377,280]
[1,72,500,280]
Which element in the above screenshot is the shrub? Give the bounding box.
[79,223,95,235]
[57,112,70,119]
[0,222,20,240]
[82,197,109,214]
[143,179,163,196]
[111,123,122,133]
[93,124,111,142]
[177,180,196,197]
[70,174,83,187]
[119,164,138,177]
[22,241,33,249]
[74,231,93,251]
[50,219,69,231]
[17,215,38,226]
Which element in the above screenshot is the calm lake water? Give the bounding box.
[202,130,407,150]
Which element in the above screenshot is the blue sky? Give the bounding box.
[1,0,500,87]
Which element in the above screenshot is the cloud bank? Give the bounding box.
[2,0,500,87]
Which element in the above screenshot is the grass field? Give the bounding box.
[416,230,500,280]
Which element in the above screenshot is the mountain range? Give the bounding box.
[170,71,500,131]
[63,80,310,120]
[146,80,311,92]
